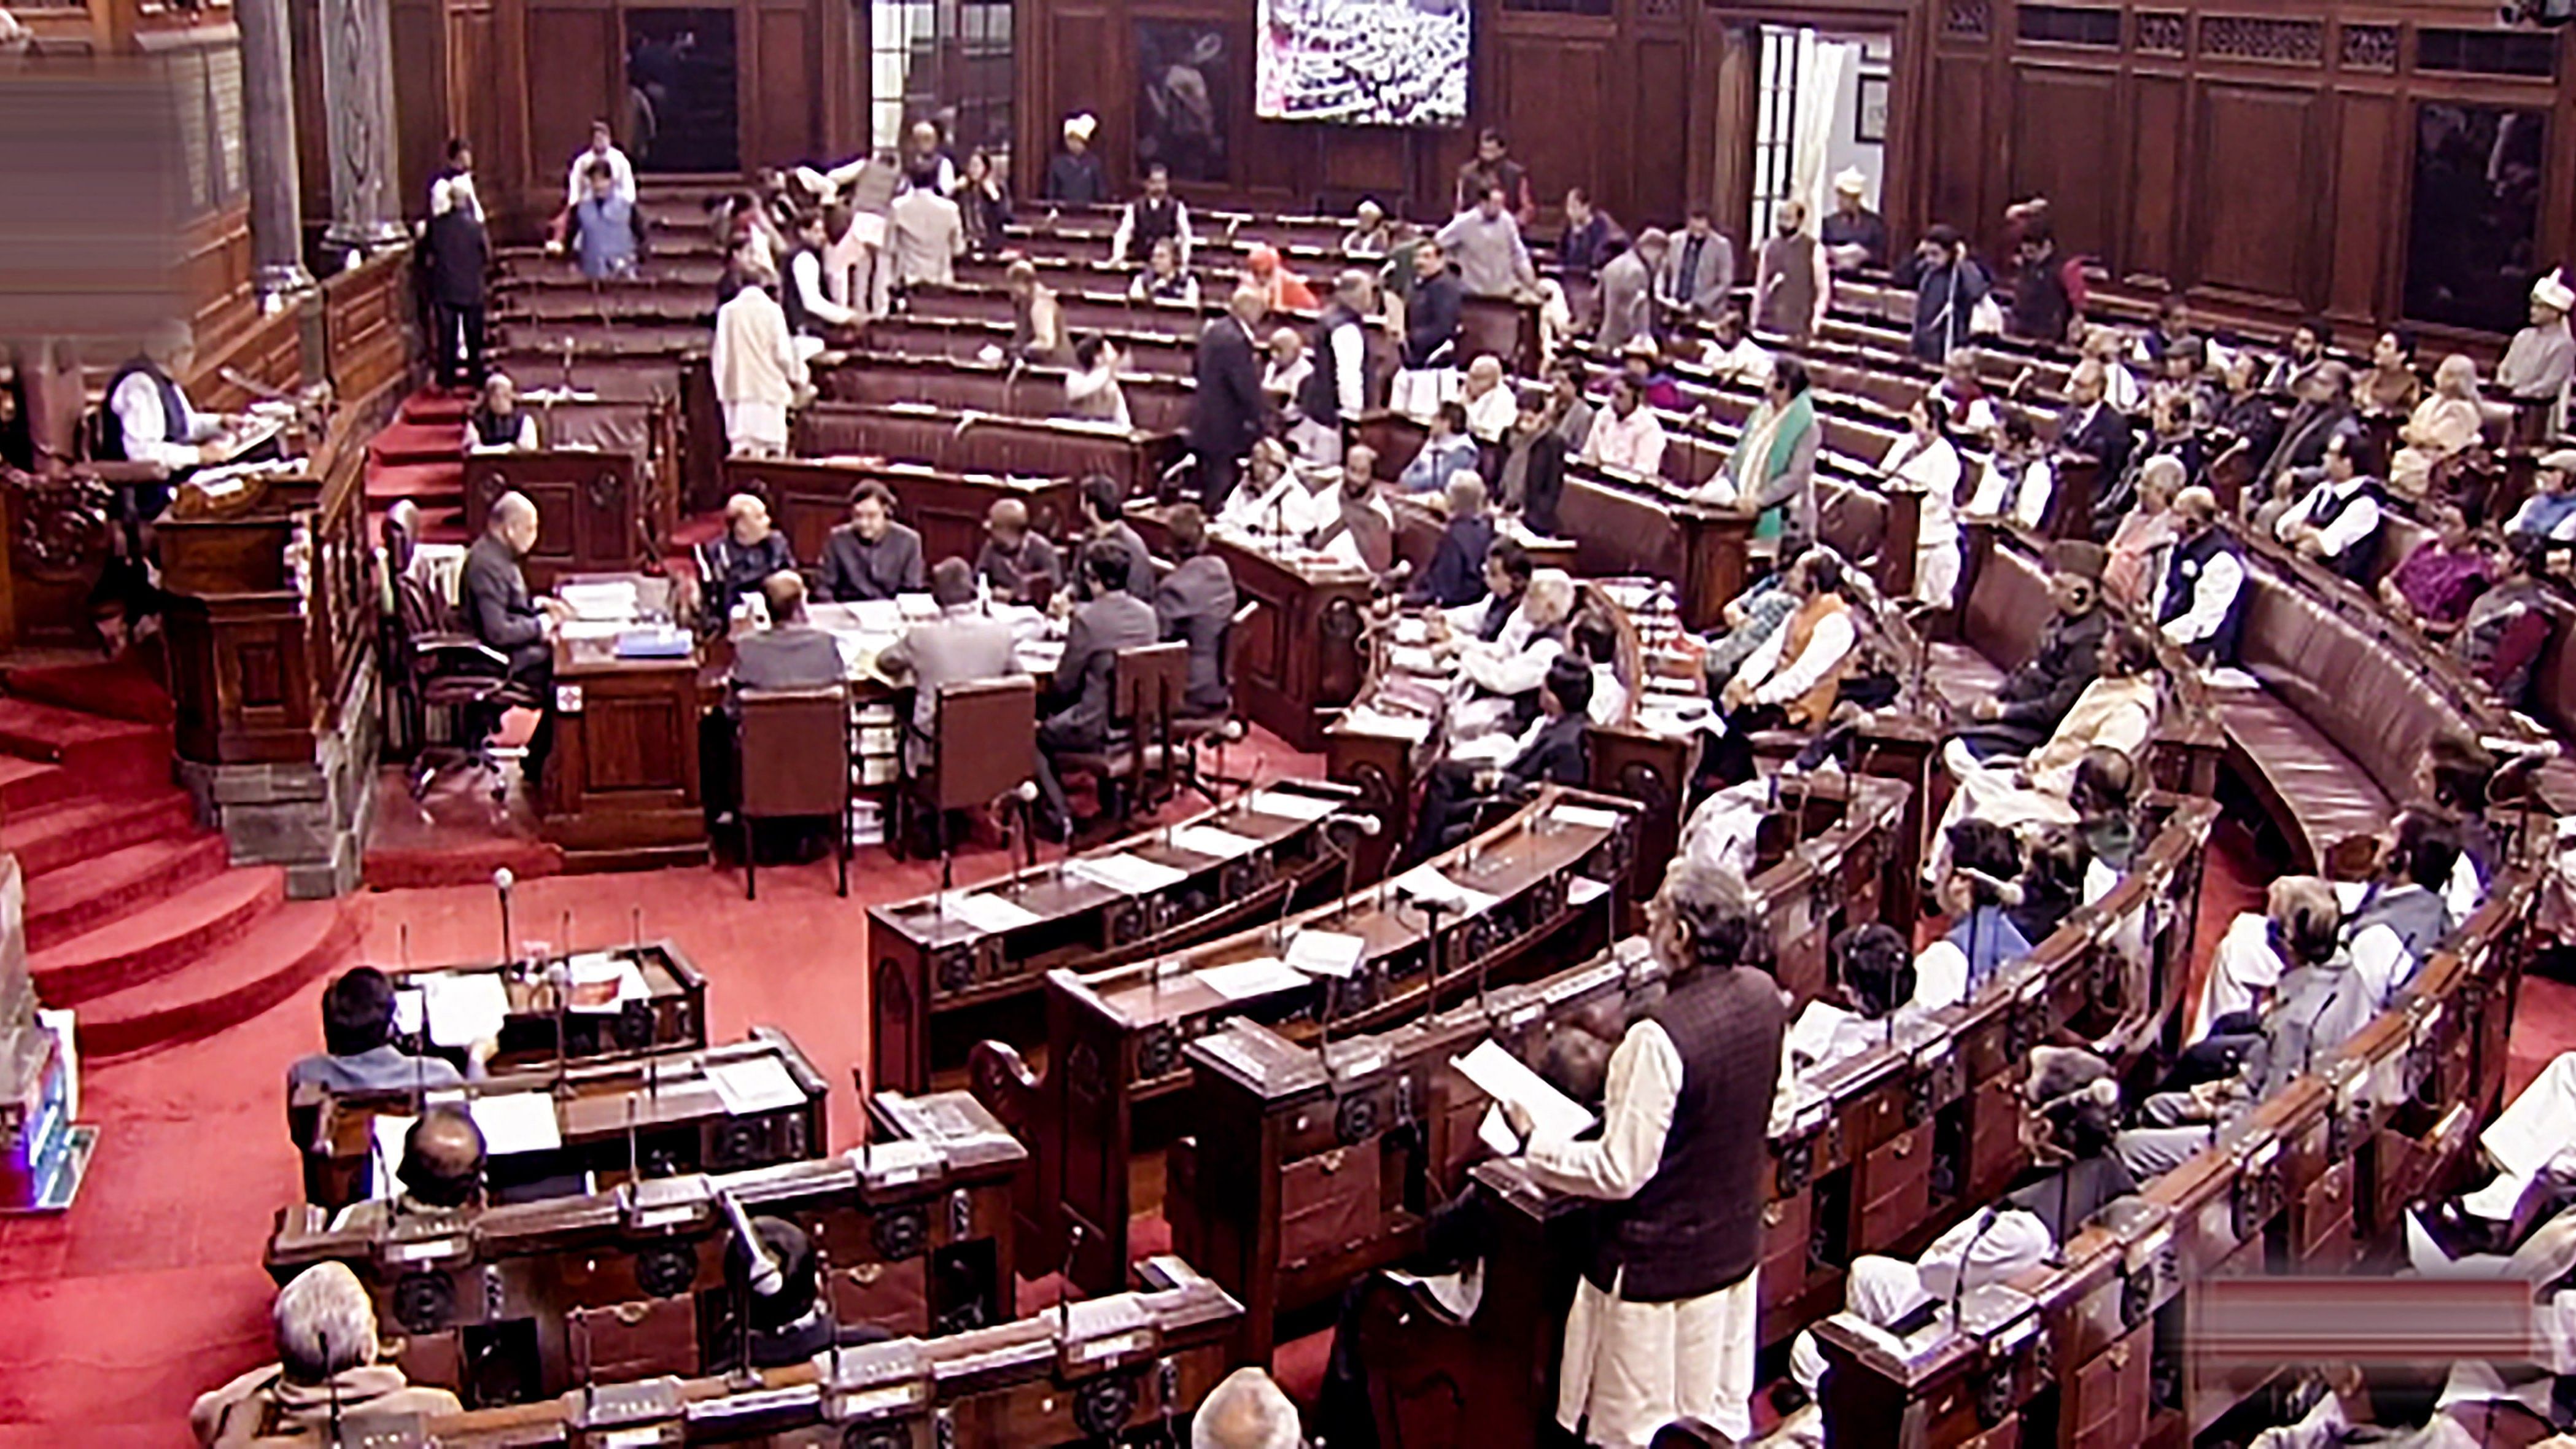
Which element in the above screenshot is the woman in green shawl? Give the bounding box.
[1713,357,1820,551]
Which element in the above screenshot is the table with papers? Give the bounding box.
[384,941,708,1073]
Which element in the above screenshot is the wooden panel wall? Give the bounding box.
[1920,0,2572,341]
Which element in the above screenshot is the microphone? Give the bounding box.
[1013,781,1042,876]
[720,1191,784,1298]
[1949,1205,2000,1331]
[492,867,515,965]
[1321,812,1381,837]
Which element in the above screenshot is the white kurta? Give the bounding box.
[1882,435,1965,608]
[1525,1019,1761,1447]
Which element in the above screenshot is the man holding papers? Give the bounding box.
[1499,861,1786,1447]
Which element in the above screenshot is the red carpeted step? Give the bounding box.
[365,460,466,503]
[0,696,172,796]
[368,420,466,468]
[30,866,285,1006]
[399,390,473,426]
[1,790,196,880]
[0,658,175,725]
[71,898,354,1058]
[24,834,230,954]
[0,757,74,817]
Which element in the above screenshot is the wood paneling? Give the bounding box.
[2011,65,2119,263]
[748,4,817,177]
[2329,89,2399,323]
[526,5,618,208]
[2194,81,2318,305]
[1496,32,1608,216]
[2126,72,2185,283]
[1628,35,1692,227]
[390,0,449,216]
[1927,55,1990,242]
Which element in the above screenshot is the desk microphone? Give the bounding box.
[1321,814,1378,925]
[1056,1221,1088,1338]
[1949,1205,2000,1332]
[492,868,516,965]
[1012,782,1042,877]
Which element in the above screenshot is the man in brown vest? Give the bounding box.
[1507,860,1788,1445]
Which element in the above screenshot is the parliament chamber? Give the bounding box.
[14,1,2576,1445]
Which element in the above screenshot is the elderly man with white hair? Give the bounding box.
[462,492,570,786]
[1459,354,1516,443]
[701,492,796,625]
[1443,565,1577,740]
[712,258,808,457]
[191,1262,462,1445]
[1194,1366,1305,1449]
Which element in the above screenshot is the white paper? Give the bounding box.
[565,952,648,1012]
[1477,1102,1521,1156]
[1451,1039,1595,1144]
[1788,999,1856,1066]
[1192,957,1312,1003]
[391,987,426,1036]
[557,619,626,642]
[470,1092,565,1156]
[1393,617,1432,645]
[419,972,510,1049]
[1065,853,1192,895]
[1550,804,1625,833]
[939,890,1044,934]
[370,1113,414,1197]
[1166,825,1267,861]
[707,1057,807,1117]
[895,592,940,621]
[1393,864,1500,917]
[1284,929,1368,979]
[848,599,905,634]
[559,580,640,622]
[1244,790,1338,822]
[1338,707,1434,743]
[1387,645,1446,676]
[1566,877,1611,907]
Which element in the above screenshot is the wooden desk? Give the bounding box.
[721,454,1081,577]
[814,353,1198,437]
[857,314,1202,378]
[376,942,709,1078]
[864,779,1362,1094]
[292,1028,830,1209]
[460,448,668,593]
[978,783,1638,1304]
[407,1256,1244,1445]
[267,1086,1023,1408]
[1127,508,1373,752]
[793,403,1185,502]
[544,578,707,869]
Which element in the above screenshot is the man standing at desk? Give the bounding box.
[1034,545,1158,836]
[1192,286,1271,513]
[1508,860,1786,1447]
[465,492,571,789]
[820,481,926,601]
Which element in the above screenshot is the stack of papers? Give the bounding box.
[1191,957,1311,1003]
[939,891,1044,934]
[1167,825,1266,860]
[1065,853,1192,895]
[417,973,510,1048]
[1284,929,1368,979]
[1550,804,1626,833]
[1339,708,1433,742]
[846,599,906,634]
[374,1092,566,1179]
[559,580,641,623]
[1392,864,1500,917]
[1387,645,1446,677]
[1245,790,1337,822]
[707,1056,807,1116]
[1450,1039,1594,1155]
[564,953,650,1012]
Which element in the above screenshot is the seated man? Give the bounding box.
[2154,486,2248,666]
[1071,475,1158,600]
[1217,437,1321,538]
[1442,565,1577,741]
[1936,626,2160,855]
[2269,432,2386,583]
[191,1262,462,1445]
[1310,449,1397,575]
[1441,535,1530,643]
[1582,375,1669,480]
[1950,542,2110,761]
[2378,500,2491,635]
[1788,923,1922,1079]
[2503,449,2576,548]
[876,558,1021,771]
[332,1105,489,1233]
[729,572,846,691]
[1696,569,1799,694]
[2187,874,2346,1046]
[2009,822,2090,944]
[1033,545,1159,835]
[1405,656,1593,863]
[973,498,1061,606]
[1398,401,1480,494]
[1405,472,1497,609]
[286,967,475,1105]
[1705,550,1858,787]
[463,492,570,786]
[2451,536,2554,702]
[1459,354,1516,443]
[705,1214,891,1372]
[1153,505,1237,717]
[2341,807,2462,976]
[1912,818,2035,1011]
[820,480,926,602]
[1700,306,1773,387]
[465,372,538,452]
[702,492,797,625]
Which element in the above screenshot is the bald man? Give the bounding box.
[1193,1367,1305,1449]
[974,498,1062,605]
[330,1105,489,1235]
[702,492,796,624]
[463,492,570,785]
[1191,286,1273,512]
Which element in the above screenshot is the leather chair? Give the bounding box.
[384,505,539,801]
[1172,599,1257,804]
[1051,641,1189,831]
[734,685,852,899]
[895,675,1038,884]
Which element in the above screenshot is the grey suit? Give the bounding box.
[1656,230,1736,317]
[731,623,848,693]
[1155,554,1238,715]
[1594,249,1656,353]
[878,608,1023,764]
[890,188,964,289]
[1034,591,1159,828]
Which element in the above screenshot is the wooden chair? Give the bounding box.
[1050,641,1187,831]
[1172,599,1257,803]
[895,675,1038,885]
[734,685,852,899]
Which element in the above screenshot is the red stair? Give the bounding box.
[365,388,473,543]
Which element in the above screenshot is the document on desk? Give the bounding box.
[939,890,1044,934]
[391,987,427,1036]
[1787,999,1856,1067]
[470,1092,565,1155]
[1166,825,1267,860]
[848,599,905,634]
[1549,804,1626,833]
[1284,928,1368,979]
[1565,876,1611,908]
[1192,957,1311,1003]
[1245,790,1338,822]
[419,972,510,1048]
[1392,864,1500,917]
[370,1114,415,1196]
[1387,645,1445,677]
[1065,853,1192,895]
[565,952,648,1012]
[1338,707,1433,742]
[708,1056,807,1117]
[1451,1039,1594,1148]
[559,580,641,622]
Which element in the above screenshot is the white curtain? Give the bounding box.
[1790,39,1854,230]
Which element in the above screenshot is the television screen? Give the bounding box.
[1255,0,1470,128]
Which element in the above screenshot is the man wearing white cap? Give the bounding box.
[2499,270,2575,420]
[1821,168,1887,273]
[1043,113,1109,205]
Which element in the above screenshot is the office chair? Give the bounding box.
[1049,642,1187,833]
[1171,599,1258,804]
[385,505,539,801]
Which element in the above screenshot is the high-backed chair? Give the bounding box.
[385,507,539,801]
[734,685,852,899]
[1050,641,1188,831]
[896,675,1038,883]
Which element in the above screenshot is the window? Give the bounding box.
[2016,5,2122,47]
[2405,103,2547,333]
[2416,28,2557,79]
[872,0,1015,165]
[1750,28,1807,242]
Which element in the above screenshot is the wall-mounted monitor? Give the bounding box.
[1255,0,1470,128]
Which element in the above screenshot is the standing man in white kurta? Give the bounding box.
[1511,861,1788,1447]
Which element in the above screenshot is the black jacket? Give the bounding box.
[1403,271,1464,371]
[1504,710,1589,789]
[1405,514,1495,609]
[2055,401,2133,489]
[461,534,546,672]
[819,522,926,602]
[424,179,490,308]
[1190,315,1268,461]
[1996,607,2110,731]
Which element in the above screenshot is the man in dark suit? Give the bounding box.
[1192,286,1270,513]
[1403,656,1592,864]
[425,139,492,390]
[1034,544,1160,835]
[1950,542,2110,761]
[1405,472,1497,609]
[819,480,926,602]
[2055,362,2132,529]
[1152,504,1237,717]
[729,572,845,692]
[1071,475,1157,600]
[462,492,567,788]
[702,492,797,626]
